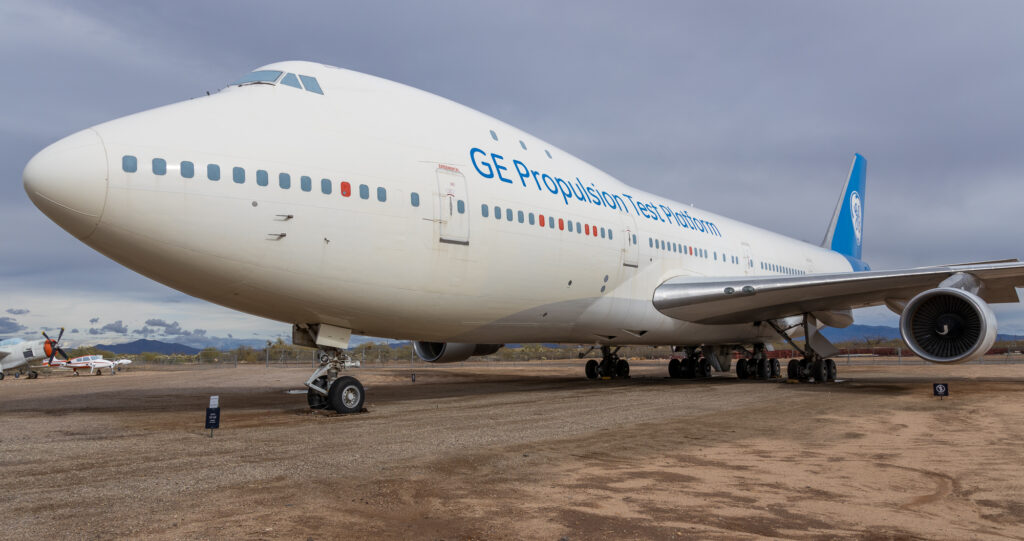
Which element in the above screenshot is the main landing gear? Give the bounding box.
[306,348,365,414]
[767,314,838,383]
[667,346,712,379]
[583,346,630,380]
[734,343,781,380]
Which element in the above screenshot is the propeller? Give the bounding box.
[41,327,69,363]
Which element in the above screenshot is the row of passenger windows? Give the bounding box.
[122,155,401,203]
[762,262,806,275]
[649,237,740,264]
[480,203,627,242]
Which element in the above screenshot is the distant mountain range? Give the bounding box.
[93,339,199,355]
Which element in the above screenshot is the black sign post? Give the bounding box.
[205,395,220,437]
[933,383,949,400]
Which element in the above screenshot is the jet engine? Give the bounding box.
[899,288,997,364]
[413,342,503,363]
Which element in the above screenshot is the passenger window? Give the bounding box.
[549,216,555,229]
[649,238,653,248]
[600,227,605,238]
[301,176,312,192]
[256,170,268,186]
[584,224,590,235]
[490,130,498,141]
[152,158,166,175]
[481,204,488,217]
[558,218,564,230]
[494,206,501,220]
[208,164,220,181]
[411,193,420,207]
[539,215,545,227]
[122,155,137,173]
[321,178,331,194]
[180,161,194,178]
[576,223,582,234]
[567,220,573,231]
[299,75,323,94]
[517,210,524,223]
[520,140,527,150]
[506,208,513,221]
[359,184,369,199]
[233,167,245,184]
[378,187,387,202]
[528,213,535,225]
[340,181,351,197]
[280,73,301,89]
[457,200,465,213]
[279,173,291,189]
[545,149,552,159]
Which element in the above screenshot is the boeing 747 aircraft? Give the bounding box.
[23,61,1024,413]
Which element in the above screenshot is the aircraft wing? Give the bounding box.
[653,260,1024,325]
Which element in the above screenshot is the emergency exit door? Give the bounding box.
[436,167,470,245]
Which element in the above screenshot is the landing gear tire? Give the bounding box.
[668,358,683,379]
[736,358,749,379]
[616,360,630,379]
[682,358,697,379]
[95,369,102,376]
[328,376,365,414]
[756,358,770,379]
[826,358,837,382]
[770,359,781,379]
[0,372,4,381]
[307,376,329,409]
[787,359,800,380]
[29,371,38,379]
[585,359,599,380]
[812,359,827,383]
[798,359,811,381]
[697,357,711,378]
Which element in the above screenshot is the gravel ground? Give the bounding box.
[1,361,1023,540]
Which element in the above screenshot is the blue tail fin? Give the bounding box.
[822,154,868,270]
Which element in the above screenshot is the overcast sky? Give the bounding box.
[1,0,1022,346]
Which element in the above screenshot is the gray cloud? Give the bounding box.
[88,320,127,335]
[0,317,27,335]
[71,328,79,333]
[144,318,207,337]
[6,308,29,315]
[89,317,100,324]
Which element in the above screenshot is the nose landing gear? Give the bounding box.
[305,348,365,414]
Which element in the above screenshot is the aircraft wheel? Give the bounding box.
[307,376,329,409]
[682,357,697,379]
[698,357,711,378]
[0,372,5,381]
[812,360,827,383]
[826,359,837,381]
[770,359,781,379]
[96,369,102,376]
[756,358,770,379]
[29,371,38,379]
[668,358,682,378]
[585,359,599,380]
[328,376,365,414]
[736,358,748,379]
[616,360,630,379]
[798,359,812,381]
[787,359,800,380]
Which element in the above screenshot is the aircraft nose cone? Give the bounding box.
[23,128,109,239]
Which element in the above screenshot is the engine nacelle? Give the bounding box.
[413,342,503,363]
[899,288,997,364]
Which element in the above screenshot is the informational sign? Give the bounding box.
[933,383,949,398]
[205,395,220,435]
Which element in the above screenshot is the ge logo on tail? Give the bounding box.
[850,191,863,246]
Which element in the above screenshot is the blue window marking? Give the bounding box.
[545,149,552,159]
[180,161,194,178]
[299,75,323,94]
[600,227,605,238]
[321,178,331,194]
[233,167,245,184]
[152,158,166,175]
[280,73,301,89]
[648,237,653,248]
[480,203,488,217]
[489,130,498,141]
[230,70,283,85]
[528,213,535,225]
[576,222,582,234]
[412,193,421,207]
[359,184,369,199]
[519,140,527,150]
[517,210,524,223]
[377,187,386,202]
[457,200,465,213]
[207,164,220,181]
[256,170,268,186]
[549,216,555,229]
[506,208,513,221]
[279,173,291,189]
[300,176,311,192]
[567,220,573,231]
[494,206,501,220]
[122,155,137,173]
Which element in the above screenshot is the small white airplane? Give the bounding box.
[39,353,130,376]
[23,61,1024,413]
[0,328,70,380]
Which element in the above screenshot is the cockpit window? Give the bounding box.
[280,73,301,89]
[299,75,323,94]
[231,70,283,86]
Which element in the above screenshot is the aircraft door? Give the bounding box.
[622,214,639,268]
[741,242,752,275]
[435,167,470,245]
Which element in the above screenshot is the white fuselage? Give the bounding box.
[24,61,854,347]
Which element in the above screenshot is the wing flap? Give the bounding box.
[654,260,1024,325]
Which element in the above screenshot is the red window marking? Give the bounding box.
[340,181,351,197]
[591,225,597,236]
[539,215,545,227]
[689,246,693,255]
[558,218,564,230]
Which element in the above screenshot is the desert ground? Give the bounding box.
[2,361,1023,540]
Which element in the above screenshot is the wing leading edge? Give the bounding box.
[653,260,1024,325]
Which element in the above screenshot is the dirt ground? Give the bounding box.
[2,361,1023,540]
